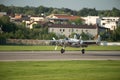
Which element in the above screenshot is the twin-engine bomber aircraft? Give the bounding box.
[51,35,101,54]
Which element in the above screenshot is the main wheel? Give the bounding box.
[81,49,85,54]
[61,48,65,54]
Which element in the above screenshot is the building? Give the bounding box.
[47,14,84,24]
[0,12,7,17]
[48,24,98,37]
[82,16,120,30]
[26,21,38,29]
[24,16,46,29]
[10,14,30,24]
[97,17,120,30]
[30,17,45,22]
[82,16,99,25]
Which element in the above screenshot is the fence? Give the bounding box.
[6,39,50,45]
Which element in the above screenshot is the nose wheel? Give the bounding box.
[61,48,65,54]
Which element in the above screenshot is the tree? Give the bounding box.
[33,24,41,29]
[0,16,18,33]
[111,26,120,41]
[100,31,109,41]
[70,18,84,25]
[112,8,120,17]
[25,10,35,15]
[0,16,10,23]
[78,8,98,16]
[0,4,8,12]
[80,32,89,40]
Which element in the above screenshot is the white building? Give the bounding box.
[0,12,7,17]
[82,16,120,30]
[30,17,45,22]
[97,17,120,30]
[82,16,99,25]
[25,21,38,29]
[24,16,45,29]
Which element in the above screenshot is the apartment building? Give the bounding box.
[82,16,99,25]
[48,24,98,37]
[97,17,120,30]
[82,16,120,30]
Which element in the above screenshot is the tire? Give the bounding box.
[61,48,65,54]
[81,49,85,54]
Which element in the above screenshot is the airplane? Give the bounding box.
[51,35,101,54]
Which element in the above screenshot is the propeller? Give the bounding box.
[52,37,58,50]
[55,45,58,50]
[52,37,56,40]
[52,37,66,52]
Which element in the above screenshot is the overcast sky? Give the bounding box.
[0,0,120,10]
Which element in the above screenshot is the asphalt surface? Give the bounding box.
[0,51,120,61]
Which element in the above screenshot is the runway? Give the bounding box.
[0,51,120,61]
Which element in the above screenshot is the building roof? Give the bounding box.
[48,14,84,21]
[48,24,97,29]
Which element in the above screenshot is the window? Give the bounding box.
[60,29,62,32]
[81,30,83,32]
[86,30,88,32]
[63,29,65,32]
[69,29,71,32]
[76,29,78,32]
[102,23,106,25]
[52,29,54,32]
[72,28,74,32]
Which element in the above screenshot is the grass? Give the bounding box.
[0,60,120,80]
[0,45,120,51]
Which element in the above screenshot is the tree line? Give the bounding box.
[0,4,120,44]
[0,16,59,45]
[0,15,120,42]
[0,4,120,17]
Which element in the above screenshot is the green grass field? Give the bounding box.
[0,46,120,80]
[0,60,120,80]
[0,45,120,51]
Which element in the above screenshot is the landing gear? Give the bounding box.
[81,48,85,54]
[61,48,65,54]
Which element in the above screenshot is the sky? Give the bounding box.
[0,0,120,10]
